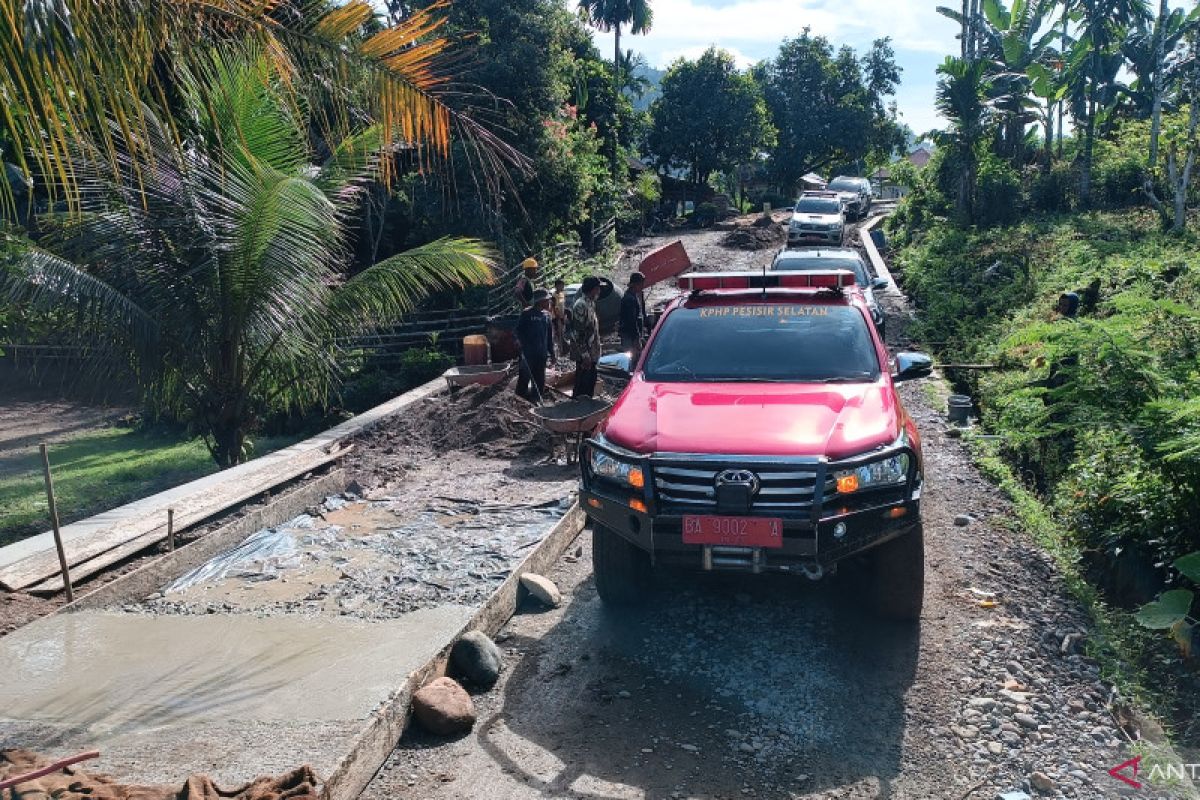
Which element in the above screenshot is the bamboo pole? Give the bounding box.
[38,443,74,603]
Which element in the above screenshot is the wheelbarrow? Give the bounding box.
[442,362,513,389]
[530,397,613,464]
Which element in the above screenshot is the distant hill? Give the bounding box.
[630,63,664,112]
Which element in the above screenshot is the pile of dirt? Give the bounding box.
[0,750,319,799]
[372,379,552,456]
[720,219,785,250]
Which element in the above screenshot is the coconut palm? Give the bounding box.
[1,51,495,466]
[577,0,653,172]
[935,56,994,222]
[0,0,519,217]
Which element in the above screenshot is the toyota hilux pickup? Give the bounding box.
[579,270,932,620]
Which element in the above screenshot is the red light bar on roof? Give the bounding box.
[676,270,856,292]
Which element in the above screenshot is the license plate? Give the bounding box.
[682,515,784,549]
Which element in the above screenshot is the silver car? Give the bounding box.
[826,176,873,219]
[770,247,889,336]
[787,195,845,246]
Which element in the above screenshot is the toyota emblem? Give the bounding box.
[715,469,760,494]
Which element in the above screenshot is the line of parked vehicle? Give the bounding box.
[778,175,886,337]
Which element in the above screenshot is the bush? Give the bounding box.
[340,346,454,413]
[975,153,1022,226]
[1093,153,1143,208]
[693,202,719,227]
[1029,162,1076,213]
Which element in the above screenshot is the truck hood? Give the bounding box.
[602,377,900,460]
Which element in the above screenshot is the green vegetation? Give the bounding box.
[891,207,1200,742]
[647,48,775,186]
[2,51,494,467]
[0,428,296,546]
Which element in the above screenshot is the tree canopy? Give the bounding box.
[646,48,774,185]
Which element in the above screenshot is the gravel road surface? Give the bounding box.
[361,217,1182,800]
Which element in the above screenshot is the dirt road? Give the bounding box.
[362,218,1175,800]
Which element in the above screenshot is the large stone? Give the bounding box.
[1030,771,1056,793]
[450,630,503,689]
[520,573,562,607]
[412,677,476,736]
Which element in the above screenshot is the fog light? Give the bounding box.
[629,468,645,489]
[629,498,648,514]
[833,522,848,539]
[836,474,859,494]
[886,507,907,519]
[587,497,602,509]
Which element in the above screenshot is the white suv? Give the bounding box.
[787,194,845,246]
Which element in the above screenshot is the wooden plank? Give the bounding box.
[0,445,350,593]
[31,465,348,597]
[45,470,347,606]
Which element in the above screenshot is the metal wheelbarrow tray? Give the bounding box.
[531,398,613,463]
[443,363,512,388]
[530,397,613,434]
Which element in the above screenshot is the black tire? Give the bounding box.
[868,522,925,621]
[592,523,650,605]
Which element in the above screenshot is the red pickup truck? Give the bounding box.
[579,270,932,620]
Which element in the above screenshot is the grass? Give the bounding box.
[0,428,296,547]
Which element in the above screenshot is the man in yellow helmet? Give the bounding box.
[513,257,539,309]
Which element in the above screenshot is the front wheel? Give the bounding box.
[592,523,650,605]
[868,523,924,621]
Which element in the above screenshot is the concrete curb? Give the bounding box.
[57,469,348,613]
[322,502,586,800]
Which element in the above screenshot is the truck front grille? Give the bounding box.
[653,464,833,515]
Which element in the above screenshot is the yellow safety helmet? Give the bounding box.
[519,257,539,273]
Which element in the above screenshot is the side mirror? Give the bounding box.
[871,277,890,291]
[894,352,933,382]
[598,351,633,377]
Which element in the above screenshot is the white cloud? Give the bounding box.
[592,0,961,130]
[593,0,960,69]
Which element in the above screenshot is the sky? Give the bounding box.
[588,0,966,136]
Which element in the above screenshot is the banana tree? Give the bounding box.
[977,0,1061,165]
[1,52,495,466]
[1065,0,1153,205]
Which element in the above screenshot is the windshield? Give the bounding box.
[644,304,880,383]
[771,256,869,286]
[794,198,841,214]
[828,179,860,192]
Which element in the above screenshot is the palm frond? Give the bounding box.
[0,235,158,350]
[326,236,495,332]
[0,0,525,214]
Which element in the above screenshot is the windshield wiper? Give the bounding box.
[812,373,875,383]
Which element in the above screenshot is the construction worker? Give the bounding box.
[513,257,539,309]
[618,271,649,362]
[567,276,603,398]
[515,289,554,403]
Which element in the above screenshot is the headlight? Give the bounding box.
[590,449,645,488]
[835,453,909,493]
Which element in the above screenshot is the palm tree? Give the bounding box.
[935,56,994,222]
[577,0,654,173]
[1065,0,1152,205]
[619,49,654,100]
[0,0,519,216]
[1,51,495,466]
[975,0,1060,165]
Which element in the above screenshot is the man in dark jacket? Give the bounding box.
[618,271,649,361]
[515,288,554,402]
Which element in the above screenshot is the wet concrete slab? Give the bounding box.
[0,606,473,785]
